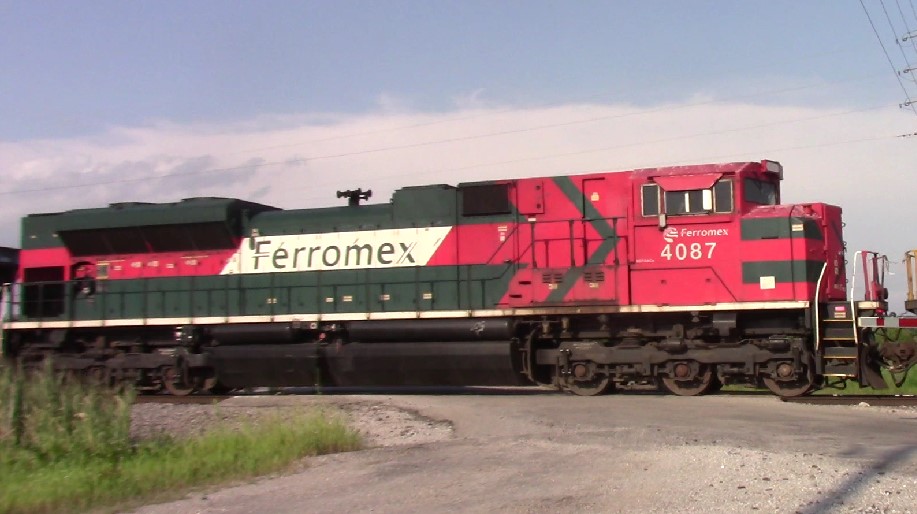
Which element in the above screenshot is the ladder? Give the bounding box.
[819,300,859,379]
[815,250,888,389]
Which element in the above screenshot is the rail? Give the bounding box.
[849,250,887,304]
[523,216,623,269]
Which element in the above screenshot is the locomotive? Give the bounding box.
[1,159,913,396]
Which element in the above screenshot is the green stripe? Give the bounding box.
[742,260,824,284]
[28,264,516,322]
[544,177,618,303]
[740,218,823,240]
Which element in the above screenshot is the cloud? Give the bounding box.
[2,99,916,305]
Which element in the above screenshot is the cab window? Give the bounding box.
[744,178,777,205]
[641,179,734,217]
[641,184,660,216]
[664,190,706,215]
[713,180,733,213]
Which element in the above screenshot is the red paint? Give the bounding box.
[16,159,842,311]
[17,247,237,281]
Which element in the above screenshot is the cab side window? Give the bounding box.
[641,184,660,216]
[713,180,733,213]
[664,190,705,215]
[641,179,734,217]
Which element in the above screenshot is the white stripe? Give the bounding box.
[1,300,810,330]
[858,316,917,328]
[221,227,453,275]
[271,314,321,323]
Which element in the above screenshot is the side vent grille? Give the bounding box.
[541,272,564,284]
[584,270,606,283]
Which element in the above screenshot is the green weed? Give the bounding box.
[0,365,362,514]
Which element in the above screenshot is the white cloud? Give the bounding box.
[2,100,916,306]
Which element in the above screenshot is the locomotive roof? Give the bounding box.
[627,160,767,178]
[21,197,279,250]
[26,197,278,229]
[250,184,458,234]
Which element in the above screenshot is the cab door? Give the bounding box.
[568,177,624,303]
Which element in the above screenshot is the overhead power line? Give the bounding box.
[0,74,895,198]
[861,0,917,115]
[0,104,898,198]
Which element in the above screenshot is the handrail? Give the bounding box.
[850,251,862,347]
[522,215,624,269]
[813,262,827,351]
[849,250,885,303]
[849,249,889,347]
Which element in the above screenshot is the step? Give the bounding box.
[823,364,856,376]
[822,324,855,340]
[823,347,858,359]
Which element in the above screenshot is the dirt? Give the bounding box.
[128,393,917,514]
[130,396,454,447]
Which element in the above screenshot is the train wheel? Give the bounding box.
[762,358,815,397]
[161,366,195,396]
[568,375,614,396]
[203,377,233,395]
[660,363,715,396]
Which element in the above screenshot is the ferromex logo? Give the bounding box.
[662,227,679,243]
[220,226,453,274]
[662,226,729,243]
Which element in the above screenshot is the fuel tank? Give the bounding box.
[204,340,527,388]
[324,341,527,387]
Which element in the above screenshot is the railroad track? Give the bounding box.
[135,394,229,405]
[133,391,917,407]
[781,394,917,407]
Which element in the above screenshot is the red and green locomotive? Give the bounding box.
[0,160,901,396]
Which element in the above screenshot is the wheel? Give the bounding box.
[762,358,815,397]
[161,366,196,396]
[660,363,715,396]
[203,377,233,395]
[568,375,614,396]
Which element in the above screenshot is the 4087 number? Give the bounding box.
[660,242,717,261]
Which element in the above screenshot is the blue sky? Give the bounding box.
[0,1,902,139]
[2,1,917,302]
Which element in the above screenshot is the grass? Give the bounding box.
[722,329,917,395]
[0,364,362,514]
[720,368,916,395]
[815,367,917,395]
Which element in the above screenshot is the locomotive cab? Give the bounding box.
[629,160,846,307]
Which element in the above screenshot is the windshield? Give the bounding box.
[744,179,777,205]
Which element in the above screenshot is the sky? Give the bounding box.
[2,0,917,306]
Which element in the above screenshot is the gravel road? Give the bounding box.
[129,390,917,514]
